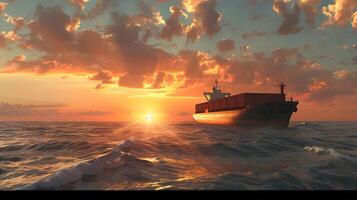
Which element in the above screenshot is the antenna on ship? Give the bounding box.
[279,82,286,95]
[212,79,219,91]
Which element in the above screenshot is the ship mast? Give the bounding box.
[279,82,286,95]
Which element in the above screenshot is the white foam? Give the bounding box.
[304,146,353,160]
[18,140,134,190]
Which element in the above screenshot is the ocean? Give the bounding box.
[0,121,357,190]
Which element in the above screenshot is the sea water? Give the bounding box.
[0,121,357,190]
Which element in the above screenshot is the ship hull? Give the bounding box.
[193,102,298,128]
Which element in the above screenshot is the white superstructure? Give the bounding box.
[204,80,231,102]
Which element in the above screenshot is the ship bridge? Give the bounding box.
[204,80,231,102]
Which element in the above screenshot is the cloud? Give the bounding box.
[322,0,357,30]
[0,102,114,118]
[353,44,357,50]
[216,39,235,52]
[1,1,357,104]
[2,4,181,90]
[79,110,115,116]
[0,34,6,48]
[25,4,75,53]
[0,31,19,48]
[298,0,322,27]
[272,0,323,34]
[69,0,90,10]
[353,56,357,64]
[160,6,185,41]
[214,48,357,101]
[0,2,7,14]
[5,15,25,32]
[353,11,357,30]
[136,0,165,26]
[0,102,66,116]
[242,30,268,40]
[70,0,120,20]
[107,12,173,87]
[183,0,223,42]
[90,70,115,84]
[240,45,251,51]
[272,0,357,31]
[273,0,302,35]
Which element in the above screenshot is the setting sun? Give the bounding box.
[145,113,153,122]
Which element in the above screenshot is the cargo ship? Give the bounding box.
[193,81,298,127]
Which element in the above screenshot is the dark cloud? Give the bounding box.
[6,4,173,89]
[79,110,115,116]
[107,12,172,87]
[298,0,322,27]
[272,0,323,34]
[214,48,357,101]
[216,39,235,52]
[185,0,222,43]
[242,30,268,40]
[152,71,166,88]
[0,102,66,116]
[273,0,302,35]
[160,6,185,41]
[25,4,75,53]
[90,70,114,84]
[353,56,357,65]
[195,0,221,37]
[2,1,357,103]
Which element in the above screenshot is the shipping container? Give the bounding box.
[244,93,284,106]
[196,93,286,113]
[202,103,208,113]
[227,96,235,109]
[219,98,227,111]
[213,100,219,111]
[208,102,214,112]
[235,94,246,108]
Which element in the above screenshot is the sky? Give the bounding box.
[0,0,356,122]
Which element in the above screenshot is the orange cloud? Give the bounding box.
[1,2,357,105]
[69,0,90,10]
[0,30,19,48]
[183,0,222,42]
[298,0,322,27]
[353,11,357,30]
[0,2,7,14]
[5,14,25,32]
[322,0,357,30]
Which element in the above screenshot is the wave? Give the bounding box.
[303,146,355,162]
[18,140,134,190]
[28,141,92,152]
[0,167,8,175]
[0,144,27,152]
[0,156,23,162]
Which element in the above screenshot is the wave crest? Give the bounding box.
[303,146,353,161]
[18,140,134,190]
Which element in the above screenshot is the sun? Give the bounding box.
[145,113,153,122]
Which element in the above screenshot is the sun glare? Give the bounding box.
[145,113,153,122]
